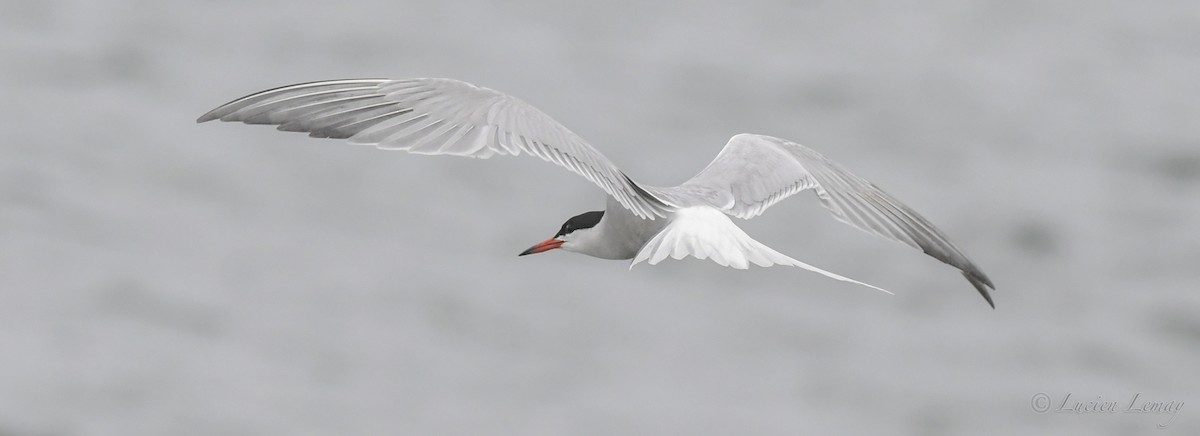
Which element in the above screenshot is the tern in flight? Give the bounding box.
[198,78,995,307]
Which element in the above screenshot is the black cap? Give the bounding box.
[555,211,604,237]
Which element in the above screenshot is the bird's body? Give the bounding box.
[199,78,996,307]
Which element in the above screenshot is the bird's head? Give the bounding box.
[518,210,604,256]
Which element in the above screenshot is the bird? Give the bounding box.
[197,78,996,307]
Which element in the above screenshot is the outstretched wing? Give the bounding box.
[198,78,671,219]
[677,133,995,307]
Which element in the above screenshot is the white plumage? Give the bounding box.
[630,207,890,294]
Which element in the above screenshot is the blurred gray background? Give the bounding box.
[2,0,1198,434]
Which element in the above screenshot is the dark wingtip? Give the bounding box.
[196,111,220,123]
[963,271,995,309]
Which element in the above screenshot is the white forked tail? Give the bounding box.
[630,208,892,295]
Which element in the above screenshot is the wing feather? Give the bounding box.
[198,78,672,219]
[673,133,995,307]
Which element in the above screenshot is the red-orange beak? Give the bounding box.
[518,237,564,256]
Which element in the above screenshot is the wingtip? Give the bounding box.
[964,271,996,309]
[196,112,219,123]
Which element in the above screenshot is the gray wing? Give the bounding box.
[197,78,671,219]
[674,133,996,307]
